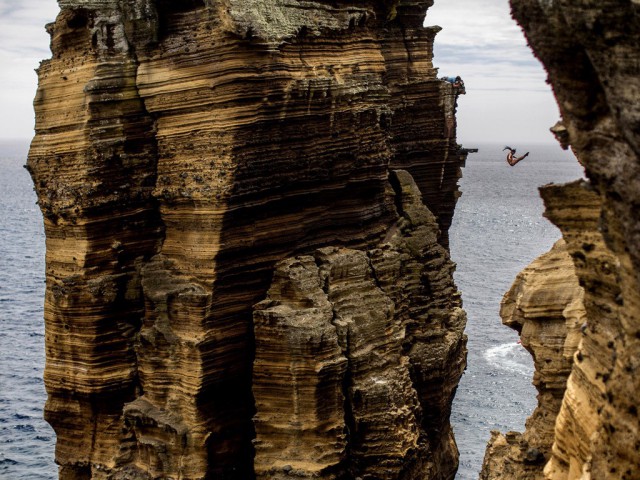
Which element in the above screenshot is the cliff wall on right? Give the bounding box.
[483,1,640,479]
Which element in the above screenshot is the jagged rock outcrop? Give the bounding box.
[480,239,585,480]
[27,1,468,478]
[252,170,466,479]
[482,1,640,478]
[540,181,624,480]
[481,181,625,480]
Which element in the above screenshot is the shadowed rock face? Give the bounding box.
[253,171,466,480]
[28,1,468,478]
[481,1,640,479]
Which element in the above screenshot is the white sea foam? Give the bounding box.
[483,342,534,377]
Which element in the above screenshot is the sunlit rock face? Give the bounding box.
[481,1,640,479]
[27,1,468,478]
[480,239,586,480]
[540,182,624,480]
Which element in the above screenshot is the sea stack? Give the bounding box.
[27,1,468,478]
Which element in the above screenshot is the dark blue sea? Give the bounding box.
[0,140,584,479]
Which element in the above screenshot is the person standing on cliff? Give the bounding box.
[503,146,529,166]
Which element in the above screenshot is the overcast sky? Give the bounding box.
[0,0,560,145]
[0,0,58,141]
[427,0,561,145]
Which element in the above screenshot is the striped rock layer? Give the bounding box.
[253,171,466,480]
[482,1,640,479]
[480,239,586,480]
[27,1,468,479]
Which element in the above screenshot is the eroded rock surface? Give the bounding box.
[482,1,640,478]
[28,1,468,478]
[481,181,627,480]
[480,239,585,480]
[540,182,625,480]
[253,170,466,480]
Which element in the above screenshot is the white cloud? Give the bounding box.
[426,0,560,144]
[0,0,58,140]
[0,1,58,56]
[455,88,561,145]
[427,0,523,47]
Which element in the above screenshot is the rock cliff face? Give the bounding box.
[540,182,624,480]
[27,1,468,478]
[482,1,640,479]
[253,171,466,480]
[480,239,586,480]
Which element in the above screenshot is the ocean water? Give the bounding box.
[0,140,584,479]
[449,142,585,479]
[0,141,55,480]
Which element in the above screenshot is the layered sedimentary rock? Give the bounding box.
[540,181,624,480]
[480,239,585,480]
[481,181,625,480]
[252,170,466,479]
[482,1,640,478]
[28,1,468,478]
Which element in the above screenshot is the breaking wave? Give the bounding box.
[484,342,534,377]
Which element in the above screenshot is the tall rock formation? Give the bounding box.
[27,1,469,478]
[540,182,625,480]
[482,1,640,479]
[480,239,586,480]
[252,171,466,479]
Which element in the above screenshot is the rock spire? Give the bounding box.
[28,1,469,478]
